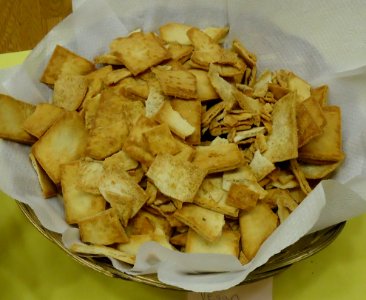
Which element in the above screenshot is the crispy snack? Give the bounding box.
[185,229,240,256]
[193,143,243,173]
[188,69,218,101]
[60,161,106,224]
[53,74,88,111]
[299,106,343,163]
[154,68,197,99]
[110,32,171,75]
[298,159,343,179]
[32,111,88,184]
[77,158,104,195]
[174,203,225,242]
[41,45,95,85]
[264,93,298,163]
[239,203,278,260]
[226,183,259,211]
[0,94,36,144]
[23,103,64,138]
[29,153,57,198]
[78,208,129,245]
[143,123,180,156]
[159,22,193,45]
[147,153,207,202]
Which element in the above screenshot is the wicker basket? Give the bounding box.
[17,201,345,290]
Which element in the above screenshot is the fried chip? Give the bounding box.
[78,208,129,245]
[202,26,230,43]
[143,123,180,156]
[146,153,207,202]
[41,45,95,85]
[127,210,172,237]
[154,100,195,139]
[71,243,134,264]
[290,159,312,195]
[174,203,225,242]
[188,69,218,101]
[29,153,57,198]
[311,85,328,106]
[83,94,101,131]
[185,229,240,257]
[298,159,343,179]
[192,143,243,173]
[297,96,326,147]
[287,72,311,102]
[0,94,36,144]
[232,39,257,68]
[32,111,87,184]
[77,158,104,195]
[159,22,192,45]
[118,77,149,100]
[299,106,343,163]
[110,32,170,75]
[23,103,64,139]
[60,161,106,224]
[264,92,298,163]
[154,68,197,99]
[226,183,259,211]
[166,43,193,61]
[94,53,123,65]
[193,176,238,217]
[103,150,139,172]
[85,92,131,159]
[103,68,132,86]
[249,150,276,181]
[171,99,201,145]
[239,203,278,261]
[52,74,88,111]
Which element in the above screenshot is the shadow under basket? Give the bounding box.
[17,201,345,290]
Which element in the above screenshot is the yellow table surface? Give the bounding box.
[1,52,366,300]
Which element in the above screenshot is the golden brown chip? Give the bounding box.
[94,53,123,65]
[249,150,276,181]
[290,159,312,195]
[299,106,343,163]
[192,143,243,173]
[70,243,134,264]
[159,22,192,45]
[226,183,259,211]
[29,153,57,198]
[86,65,113,81]
[85,92,131,159]
[311,85,328,106]
[32,111,88,184]
[77,158,104,195]
[188,69,218,101]
[154,100,195,139]
[123,115,158,166]
[154,68,197,99]
[297,97,326,147]
[0,94,36,144]
[103,68,132,86]
[146,153,207,202]
[232,39,257,68]
[78,208,129,245]
[23,103,64,139]
[264,92,298,163]
[41,45,95,85]
[239,203,278,261]
[193,176,238,217]
[174,203,225,242]
[298,159,343,179]
[143,123,180,156]
[185,229,240,257]
[60,161,106,224]
[117,77,149,100]
[287,72,311,102]
[127,210,172,237]
[171,99,201,145]
[202,26,230,43]
[165,43,193,61]
[103,150,139,172]
[110,32,170,75]
[170,232,187,247]
[52,74,88,111]
[83,94,101,131]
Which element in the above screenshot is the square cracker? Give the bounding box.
[239,203,278,260]
[299,106,343,163]
[110,32,170,76]
[192,143,243,173]
[264,92,298,163]
[188,69,218,101]
[52,74,88,111]
[185,229,240,257]
[0,94,36,144]
[159,22,192,45]
[226,183,259,211]
[173,203,225,242]
[78,208,129,245]
[171,99,201,145]
[193,176,238,217]
[32,111,88,184]
[146,153,207,202]
[23,103,64,138]
[41,45,95,85]
[154,69,197,99]
[60,161,106,224]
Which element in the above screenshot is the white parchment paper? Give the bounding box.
[1,0,366,292]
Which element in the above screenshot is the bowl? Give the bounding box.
[17,200,345,290]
